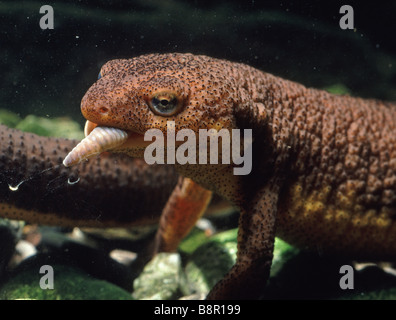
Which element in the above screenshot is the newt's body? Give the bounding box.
[75,53,396,299]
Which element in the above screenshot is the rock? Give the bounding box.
[340,287,396,300]
[183,230,300,298]
[0,219,21,278]
[269,238,300,278]
[0,109,21,128]
[337,264,396,300]
[109,249,137,266]
[178,227,212,255]
[0,264,133,300]
[133,252,186,300]
[15,115,83,139]
[184,229,238,297]
[0,109,84,139]
[11,240,37,267]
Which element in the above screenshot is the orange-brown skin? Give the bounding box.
[153,177,212,253]
[80,53,396,299]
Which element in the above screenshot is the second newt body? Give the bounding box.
[68,53,396,299]
[0,124,179,227]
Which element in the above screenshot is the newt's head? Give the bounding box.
[81,53,241,157]
[69,53,254,199]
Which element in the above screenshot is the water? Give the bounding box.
[0,0,396,301]
[1,1,395,124]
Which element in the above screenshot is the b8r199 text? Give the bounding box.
[198,304,240,315]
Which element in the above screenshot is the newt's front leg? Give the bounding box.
[154,177,212,253]
[207,181,279,299]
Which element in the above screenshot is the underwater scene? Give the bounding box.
[0,0,396,303]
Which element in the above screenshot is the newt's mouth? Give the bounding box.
[84,120,149,149]
[62,120,148,167]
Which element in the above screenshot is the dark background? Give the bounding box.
[1,0,395,123]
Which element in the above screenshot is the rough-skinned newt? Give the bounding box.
[70,52,396,299]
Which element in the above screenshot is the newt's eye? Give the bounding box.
[149,92,181,116]
[98,71,102,80]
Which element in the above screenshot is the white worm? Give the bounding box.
[63,126,128,167]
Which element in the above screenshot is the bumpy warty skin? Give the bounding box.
[0,124,178,226]
[80,53,396,298]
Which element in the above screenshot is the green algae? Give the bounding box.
[0,264,133,300]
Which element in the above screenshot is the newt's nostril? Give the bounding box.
[99,106,109,114]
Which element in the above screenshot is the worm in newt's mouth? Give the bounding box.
[62,120,148,167]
